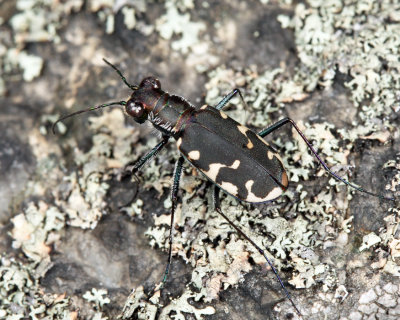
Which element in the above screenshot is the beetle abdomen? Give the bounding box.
[177,106,288,203]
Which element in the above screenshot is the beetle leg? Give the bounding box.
[122,135,170,179]
[212,184,221,210]
[117,136,170,208]
[212,185,301,317]
[215,88,248,110]
[258,118,394,201]
[160,156,185,289]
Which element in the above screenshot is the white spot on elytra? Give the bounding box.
[266,148,283,163]
[220,111,228,119]
[177,137,183,148]
[237,125,248,135]
[200,104,208,110]
[205,163,225,181]
[204,160,241,181]
[238,125,256,150]
[245,180,282,203]
[220,181,238,196]
[231,160,240,169]
[274,152,283,163]
[188,150,200,160]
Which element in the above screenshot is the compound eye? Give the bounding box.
[125,100,148,123]
[126,100,144,117]
[140,77,161,90]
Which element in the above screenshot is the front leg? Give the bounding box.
[118,135,170,207]
[215,88,248,110]
[121,135,170,180]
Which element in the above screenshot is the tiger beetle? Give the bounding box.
[53,59,395,317]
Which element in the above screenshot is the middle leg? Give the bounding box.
[160,155,185,289]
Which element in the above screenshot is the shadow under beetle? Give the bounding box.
[53,59,395,317]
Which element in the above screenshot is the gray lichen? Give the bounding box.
[3,0,400,319]
[0,255,76,319]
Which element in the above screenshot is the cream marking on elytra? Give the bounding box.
[177,137,183,148]
[204,160,241,181]
[273,152,283,163]
[220,181,238,196]
[267,147,283,163]
[200,104,208,110]
[245,180,283,202]
[204,163,227,181]
[220,111,228,119]
[237,125,249,135]
[231,160,240,169]
[188,150,200,160]
[238,125,256,150]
